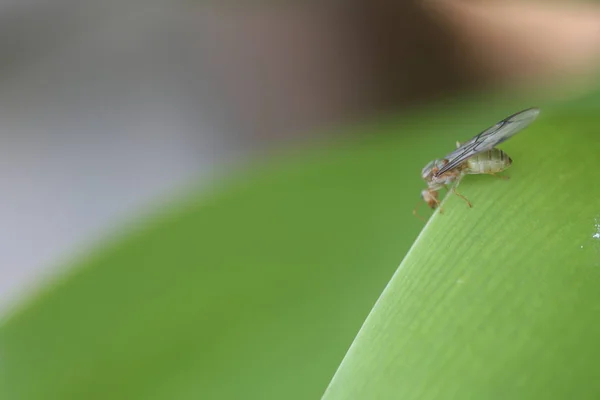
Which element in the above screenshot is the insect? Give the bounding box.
[414,107,540,219]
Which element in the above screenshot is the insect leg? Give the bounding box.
[412,202,427,222]
[487,172,510,180]
[452,188,472,208]
[450,175,472,208]
[435,196,444,214]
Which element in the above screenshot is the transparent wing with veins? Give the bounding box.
[434,107,540,177]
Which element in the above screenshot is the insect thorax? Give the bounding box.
[421,159,448,181]
[431,167,463,186]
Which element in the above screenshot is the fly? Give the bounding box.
[414,107,540,220]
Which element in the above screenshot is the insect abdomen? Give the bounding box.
[465,149,512,174]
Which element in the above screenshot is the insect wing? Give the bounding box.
[434,107,540,176]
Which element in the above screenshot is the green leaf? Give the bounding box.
[0,120,426,400]
[1,84,599,400]
[323,96,600,398]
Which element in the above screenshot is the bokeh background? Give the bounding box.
[1,1,599,399]
[3,0,599,313]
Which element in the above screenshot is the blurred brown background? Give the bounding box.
[198,0,600,141]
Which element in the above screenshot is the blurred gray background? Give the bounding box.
[0,2,377,313]
[0,1,232,312]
